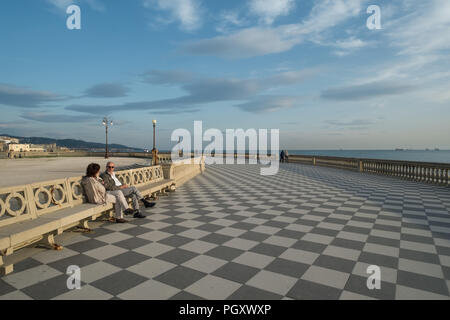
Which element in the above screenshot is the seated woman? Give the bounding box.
[81,163,136,223]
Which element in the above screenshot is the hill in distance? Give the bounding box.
[1,134,144,152]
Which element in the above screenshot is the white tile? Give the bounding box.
[247,270,297,296]
[3,265,62,289]
[182,255,227,273]
[95,232,133,244]
[181,240,218,254]
[80,261,121,283]
[118,280,180,300]
[53,285,113,300]
[233,252,275,269]
[223,238,258,251]
[32,247,80,264]
[301,266,349,289]
[185,275,240,299]
[133,243,173,257]
[395,285,450,300]
[128,258,176,278]
[137,230,171,241]
[84,245,127,260]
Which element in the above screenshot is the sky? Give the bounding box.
[0,0,449,150]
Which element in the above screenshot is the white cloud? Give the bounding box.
[249,0,296,25]
[387,0,450,56]
[216,10,248,33]
[143,0,203,31]
[183,0,368,58]
[183,26,303,58]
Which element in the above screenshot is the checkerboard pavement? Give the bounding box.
[1,163,450,300]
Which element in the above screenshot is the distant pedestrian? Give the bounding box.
[280,150,285,162]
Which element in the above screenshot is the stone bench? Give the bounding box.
[0,165,175,275]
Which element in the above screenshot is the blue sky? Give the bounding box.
[1,0,449,150]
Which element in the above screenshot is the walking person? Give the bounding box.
[81,163,135,223]
[101,161,155,219]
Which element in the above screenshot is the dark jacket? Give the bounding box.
[100,171,122,191]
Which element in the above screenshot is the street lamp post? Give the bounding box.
[102,117,113,159]
[152,119,158,165]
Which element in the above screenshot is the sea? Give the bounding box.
[287,150,450,164]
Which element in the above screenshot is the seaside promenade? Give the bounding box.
[0,162,449,300]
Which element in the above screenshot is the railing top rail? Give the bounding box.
[289,154,450,168]
[0,165,161,192]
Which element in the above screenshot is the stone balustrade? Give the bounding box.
[288,155,450,186]
[0,165,165,229]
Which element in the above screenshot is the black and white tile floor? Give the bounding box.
[1,163,450,300]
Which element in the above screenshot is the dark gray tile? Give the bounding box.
[287,279,342,300]
[194,216,217,223]
[331,238,365,251]
[250,243,287,257]
[373,224,401,233]
[120,226,152,237]
[22,274,75,300]
[162,217,186,225]
[311,227,339,237]
[401,233,435,245]
[275,229,305,240]
[82,227,112,238]
[90,270,148,296]
[205,246,245,261]
[436,246,450,256]
[48,254,98,273]
[239,231,270,242]
[104,251,149,269]
[263,221,289,228]
[399,248,440,264]
[292,240,327,254]
[226,215,248,222]
[114,237,151,250]
[212,262,259,283]
[313,255,356,273]
[155,266,206,289]
[67,239,109,253]
[343,274,396,300]
[196,223,223,232]
[265,258,309,278]
[170,291,205,300]
[12,258,42,273]
[358,252,399,269]
[160,225,190,235]
[200,233,233,245]
[231,222,259,231]
[367,236,400,248]
[397,270,449,296]
[159,235,193,247]
[342,225,372,235]
[228,285,283,300]
[0,279,16,295]
[157,248,197,264]
[295,219,319,227]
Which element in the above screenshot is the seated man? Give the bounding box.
[101,161,156,219]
